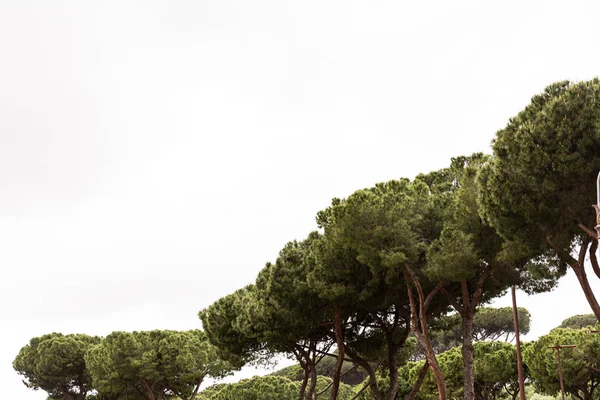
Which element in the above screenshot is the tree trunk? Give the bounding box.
[406,360,429,400]
[405,278,447,400]
[299,364,309,400]
[308,363,318,400]
[386,332,399,400]
[344,345,383,400]
[573,262,600,320]
[331,306,345,400]
[461,311,476,400]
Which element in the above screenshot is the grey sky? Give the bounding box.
[2,1,600,398]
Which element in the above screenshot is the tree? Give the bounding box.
[201,234,336,400]
[13,332,101,400]
[558,314,598,330]
[479,79,600,319]
[422,154,558,400]
[524,328,600,400]
[85,330,230,400]
[314,178,449,400]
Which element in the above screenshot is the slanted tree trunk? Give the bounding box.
[344,345,384,400]
[406,360,429,400]
[299,362,310,400]
[554,232,600,321]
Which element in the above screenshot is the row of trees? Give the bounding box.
[13,330,232,400]
[200,79,600,400]
[14,79,600,400]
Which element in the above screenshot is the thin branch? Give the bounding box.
[424,282,444,312]
[441,287,464,313]
[471,269,492,309]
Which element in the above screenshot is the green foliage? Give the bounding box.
[425,307,531,355]
[199,286,258,366]
[524,328,600,399]
[203,375,299,400]
[85,330,231,400]
[378,341,522,400]
[270,355,368,386]
[479,79,600,275]
[558,314,598,330]
[13,332,101,400]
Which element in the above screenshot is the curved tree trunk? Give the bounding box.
[344,345,383,400]
[299,363,310,400]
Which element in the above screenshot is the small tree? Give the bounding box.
[13,333,101,400]
[85,330,230,400]
[524,328,600,400]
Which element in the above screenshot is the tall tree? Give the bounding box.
[13,333,101,400]
[314,178,449,400]
[422,154,558,400]
[479,79,600,319]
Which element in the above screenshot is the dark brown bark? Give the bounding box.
[386,332,399,400]
[57,384,74,400]
[330,306,345,400]
[590,239,600,279]
[185,377,203,400]
[406,360,430,400]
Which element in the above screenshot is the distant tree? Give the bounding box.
[524,328,600,400]
[479,79,600,319]
[423,307,531,356]
[558,314,598,330]
[85,330,230,400]
[13,333,101,400]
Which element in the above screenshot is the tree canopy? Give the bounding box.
[479,79,600,318]
[13,333,101,400]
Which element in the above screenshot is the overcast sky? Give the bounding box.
[3,1,600,398]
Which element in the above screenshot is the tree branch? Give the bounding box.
[590,239,600,280]
[579,222,599,240]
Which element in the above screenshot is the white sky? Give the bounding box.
[2,1,600,398]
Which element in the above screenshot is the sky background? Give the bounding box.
[2,1,600,398]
